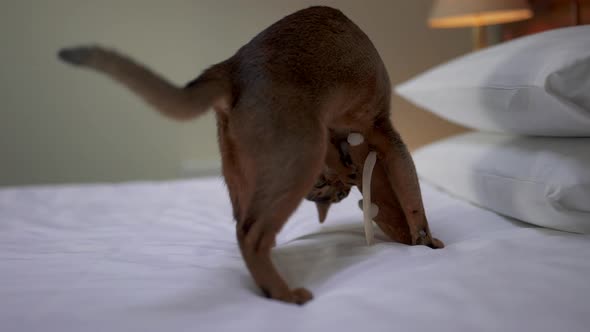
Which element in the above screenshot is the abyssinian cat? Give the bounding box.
[58,6,443,305]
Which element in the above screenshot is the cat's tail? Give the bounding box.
[58,46,231,120]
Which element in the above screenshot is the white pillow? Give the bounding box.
[413,132,590,233]
[396,25,590,136]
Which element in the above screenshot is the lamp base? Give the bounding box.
[472,26,487,50]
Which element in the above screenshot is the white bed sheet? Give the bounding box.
[1,177,589,332]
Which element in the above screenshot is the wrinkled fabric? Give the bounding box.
[1,178,589,332]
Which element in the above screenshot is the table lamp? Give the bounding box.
[428,0,534,49]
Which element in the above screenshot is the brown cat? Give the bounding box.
[58,6,443,305]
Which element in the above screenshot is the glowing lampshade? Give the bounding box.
[429,0,533,28]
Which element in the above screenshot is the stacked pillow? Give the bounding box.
[396,25,590,233]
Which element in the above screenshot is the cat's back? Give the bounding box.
[231,6,384,89]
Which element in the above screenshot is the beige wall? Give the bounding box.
[0,0,469,186]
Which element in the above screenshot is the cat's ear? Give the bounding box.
[315,202,331,223]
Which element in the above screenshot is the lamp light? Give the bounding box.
[428,0,533,49]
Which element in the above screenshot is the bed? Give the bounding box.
[2,176,589,332]
[4,2,590,331]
